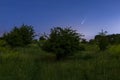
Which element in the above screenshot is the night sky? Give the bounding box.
[0,0,120,39]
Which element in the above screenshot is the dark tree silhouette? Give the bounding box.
[95,30,109,51]
[2,24,35,47]
[41,27,82,60]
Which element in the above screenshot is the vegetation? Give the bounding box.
[0,25,120,80]
[41,27,82,60]
[94,30,109,51]
[1,24,35,47]
[0,44,120,80]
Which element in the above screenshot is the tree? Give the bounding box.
[41,27,82,60]
[98,29,107,36]
[98,36,109,51]
[81,39,88,44]
[89,39,96,44]
[95,30,109,51]
[39,33,47,41]
[39,36,46,41]
[107,34,120,44]
[2,24,35,47]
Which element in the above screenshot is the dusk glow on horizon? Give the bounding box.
[0,0,120,40]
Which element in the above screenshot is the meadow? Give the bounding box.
[0,44,120,80]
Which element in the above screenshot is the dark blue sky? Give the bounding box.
[0,0,120,39]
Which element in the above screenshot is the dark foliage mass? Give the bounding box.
[95,35,109,51]
[107,34,120,44]
[1,24,120,53]
[89,30,109,51]
[89,30,120,51]
[41,27,82,60]
[1,24,35,47]
[1,25,120,80]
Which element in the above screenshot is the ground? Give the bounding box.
[0,44,120,80]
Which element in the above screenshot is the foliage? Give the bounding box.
[41,27,82,60]
[1,24,120,80]
[107,34,120,44]
[93,30,120,51]
[1,24,35,47]
[96,35,109,51]
[107,44,120,58]
[1,46,120,80]
[88,39,96,44]
[94,33,120,46]
[39,33,47,41]
[98,29,107,36]
[39,36,46,41]
[81,39,88,44]
[94,30,109,51]
[0,39,7,47]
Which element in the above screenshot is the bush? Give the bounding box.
[98,36,109,51]
[1,24,35,47]
[41,27,82,60]
[95,35,109,51]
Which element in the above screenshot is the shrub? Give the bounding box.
[98,36,109,51]
[41,27,82,60]
[1,24,35,47]
[94,35,109,51]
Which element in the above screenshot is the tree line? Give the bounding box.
[0,24,120,60]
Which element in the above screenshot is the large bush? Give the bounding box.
[97,36,109,51]
[41,27,82,60]
[1,24,35,47]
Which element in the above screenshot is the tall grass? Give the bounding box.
[107,44,120,58]
[0,45,120,80]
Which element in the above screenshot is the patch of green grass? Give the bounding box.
[107,44,120,58]
[0,45,120,80]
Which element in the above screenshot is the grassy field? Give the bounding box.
[0,44,120,80]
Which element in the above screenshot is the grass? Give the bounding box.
[0,44,120,80]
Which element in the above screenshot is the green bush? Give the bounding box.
[1,24,35,47]
[95,35,109,51]
[41,27,82,60]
